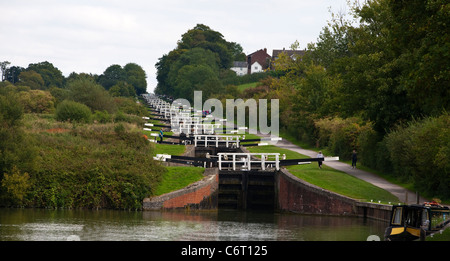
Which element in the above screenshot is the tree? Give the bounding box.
[1,61,10,81]
[172,64,221,102]
[98,64,126,90]
[99,63,147,95]
[166,48,223,102]
[229,42,246,61]
[155,24,242,99]
[313,0,450,132]
[109,81,136,97]
[387,0,450,116]
[66,72,98,83]
[17,70,45,90]
[27,61,64,89]
[5,66,25,84]
[67,77,117,113]
[155,49,185,96]
[177,24,234,69]
[124,63,147,95]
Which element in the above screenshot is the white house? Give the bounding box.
[230,61,248,76]
[250,61,263,74]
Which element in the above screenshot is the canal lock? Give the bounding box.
[195,146,277,211]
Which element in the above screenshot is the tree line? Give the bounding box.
[155,1,449,200]
[1,61,147,96]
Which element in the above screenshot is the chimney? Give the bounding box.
[264,48,267,54]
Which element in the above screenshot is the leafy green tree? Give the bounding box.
[67,77,117,113]
[48,86,70,105]
[177,24,234,69]
[388,0,450,116]
[98,64,127,90]
[155,24,242,99]
[109,81,136,97]
[27,61,64,88]
[66,72,98,83]
[99,63,147,95]
[124,63,147,95]
[310,0,450,132]
[172,64,221,102]
[4,66,25,84]
[166,48,223,102]
[17,70,45,90]
[155,49,185,97]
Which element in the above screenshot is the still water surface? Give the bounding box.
[0,208,388,241]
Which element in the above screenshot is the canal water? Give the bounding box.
[0,208,388,241]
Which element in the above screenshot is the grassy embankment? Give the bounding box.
[21,113,165,209]
[18,112,204,209]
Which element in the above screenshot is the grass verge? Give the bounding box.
[153,166,205,196]
[152,143,186,156]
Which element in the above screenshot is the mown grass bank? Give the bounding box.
[151,141,206,197]
[153,166,205,196]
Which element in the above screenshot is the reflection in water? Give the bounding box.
[0,208,388,241]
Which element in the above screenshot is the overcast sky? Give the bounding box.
[1,0,351,93]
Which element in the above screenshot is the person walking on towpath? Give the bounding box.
[317,151,324,169]
[351,149,357,169]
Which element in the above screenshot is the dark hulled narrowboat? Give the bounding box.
[385,202,450,241]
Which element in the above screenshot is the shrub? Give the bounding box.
[314,117,363,160]
[17,90,56,113]
[92,110,112,123]
[1,167,31,206]
[55,100,92,123]
[114,97,147,116]
[0,94,37,177]
[385,113,450,199]
[356,122,379,168]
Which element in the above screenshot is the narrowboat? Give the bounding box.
[385,202,450,241]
